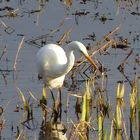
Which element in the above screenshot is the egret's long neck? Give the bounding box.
[55,45,75,77]
[59,41,83,75]
[64,48,75,74]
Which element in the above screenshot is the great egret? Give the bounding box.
[36,41,97,89]
[36,41,97,120]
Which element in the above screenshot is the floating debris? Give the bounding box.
[72,9,90,24]
[83,32,96,42]
[131,11,140,16]
[23,9,42,15]
[99,14,113,24]
[0,8,19,18]
[92,13,113,23]
[25,34,52,48]
[61,0,73,8]
[0,6,14,11]
[112,37,131,50]
[0,20,15,34]
[0,107,3,116]
[26,16,68,47]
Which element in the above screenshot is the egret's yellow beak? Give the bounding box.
[84,54,97,70]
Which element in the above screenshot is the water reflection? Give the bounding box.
[39,121,67,140]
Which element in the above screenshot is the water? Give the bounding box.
[0,0,140,139]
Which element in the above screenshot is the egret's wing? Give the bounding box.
[36,44,67,79]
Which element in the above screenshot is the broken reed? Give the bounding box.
[98,112,103,140]
[79,80,92,140]
[16,77,140,140]
[40,85,48,122]
[79,79,126,140]
[16,87,33,122]
[129,80,137,139]
[115,82,125,140]
[137,78,140,140]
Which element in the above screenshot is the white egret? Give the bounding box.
[36,41,97,120]
[36,41,97,89]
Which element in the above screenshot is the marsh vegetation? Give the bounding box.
[0,0,140,139]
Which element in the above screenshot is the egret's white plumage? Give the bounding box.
[36,41,97,89]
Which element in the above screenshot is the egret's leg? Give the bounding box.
[42,84,47,105]
[50,89,55,103]
[58,88,62,105]
[50,89,57,119]
[58,87,62,120]
[41,84,47,122]
[49,88,62,122]
[50,89,61,122]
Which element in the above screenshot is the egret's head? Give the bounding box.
[68,41,88,55]
[68,41,97,70]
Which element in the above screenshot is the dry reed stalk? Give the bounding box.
[95,26,120,48]
[71,120,91,140]
[13,37,25,71]
[63,0,73,8]
[137,78,140,140]
[109,120,113,140]
[0,46,7,61]
[116,0,133,16]
[115,83,125,140]
[26,15,70,47]
[28,90,52,112]
[98,112,103,140]
[16,86,28,110]
[16,129,23,140]
[57,28,72,45]
[36,0,44,26]
[0,20,8,28]
[76,26,120,68]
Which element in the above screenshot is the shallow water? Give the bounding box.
[0,0,140,139]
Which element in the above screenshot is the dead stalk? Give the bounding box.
[76,26,120,67]
[13,37,25,71]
